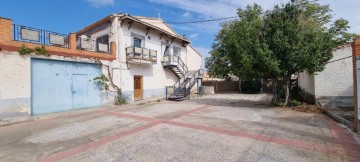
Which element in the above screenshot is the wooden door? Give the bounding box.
[134,76,143,100]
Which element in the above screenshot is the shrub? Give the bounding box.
[289,100,302,107]
[271,98,286,107]
[93,74,109,91]
[18,44,33,55]
[115,96,127,105]
[34,46,49,56]
[241,79,261,94]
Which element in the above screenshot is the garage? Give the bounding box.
[31,58,102,115]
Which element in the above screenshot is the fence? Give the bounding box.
[202,81,239,93]
[13,24,69,48]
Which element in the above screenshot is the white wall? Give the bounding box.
[118,21,179,101]
[186,45,202,71]
[0,52,119,114]
[0,52,31,113]
[298,72,315,95]
[314,46,353,97]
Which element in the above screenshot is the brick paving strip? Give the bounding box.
[319,115,360,159]
[38,105,360,162]
[37,105,210,162]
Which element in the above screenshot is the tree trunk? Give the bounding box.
[104,64,122,98]
[272,79,278,101]
[284,76,291,106]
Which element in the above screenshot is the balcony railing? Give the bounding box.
[162,55,188,73]
[13,24,69,48]
[126,46,157,63]
[77,37,110,54]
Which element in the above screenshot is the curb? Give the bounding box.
[0,116,34,127]
[325,110,354,130]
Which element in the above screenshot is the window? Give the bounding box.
[131,33,145,48]
[164,45,170,56]
[96,35,109,52]
[134,38,142,48]
[173,46,181,56]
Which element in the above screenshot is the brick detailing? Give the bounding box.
[165,121,345,156]
[37,121,163,162]
[41,106,360,161]
[38,105,210,162]
[0,17,116,61]
[352,38,360,132]
[320,115,360,159]
[102,110,161,122]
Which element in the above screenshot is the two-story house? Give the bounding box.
[0,14,202,117]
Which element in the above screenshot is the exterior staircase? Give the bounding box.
[163,55,202,101]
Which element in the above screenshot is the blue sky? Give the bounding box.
[1,0,359,68]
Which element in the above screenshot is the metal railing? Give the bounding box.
[166,69,202,100]
[13,24,69,48]
[125,46,157,63]
[162,55,188,75]
[77,37,110,53]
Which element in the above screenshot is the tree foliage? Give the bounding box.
[205,0,356,105]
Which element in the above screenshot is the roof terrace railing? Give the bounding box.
[13,24,69,48]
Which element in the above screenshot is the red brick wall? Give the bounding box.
[0,17,116,61]
[352,37,360,132]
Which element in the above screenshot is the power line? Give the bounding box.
[154,0,318,25]
[164,16,238,24]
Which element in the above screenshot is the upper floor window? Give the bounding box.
[134,38,142,48]
[173,46,181,56]
[96,34,109,53]
[132,33,145,48]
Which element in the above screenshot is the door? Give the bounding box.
[72,74,88,109]
[32,58,102,115]
[134,76,143,100]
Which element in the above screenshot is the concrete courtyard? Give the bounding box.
[0,94,359,162]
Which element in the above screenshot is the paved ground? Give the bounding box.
[0,93,359,162]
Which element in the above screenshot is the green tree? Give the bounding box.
[206,0,355,106]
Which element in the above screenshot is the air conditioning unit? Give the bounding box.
[79,35,92,50]
[80,35,88,40]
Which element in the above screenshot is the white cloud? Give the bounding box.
[150,0,360,34]
[182,12,192,18]
[189,33,200,40]
[148,0,238,18]
[85,0,115,7]
[171,24,194,31]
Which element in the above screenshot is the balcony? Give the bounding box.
[77,35,110,54]
[162,55,188,70]
[162,55,188,78]
[13,24,70,48]
[126,46,157,64]
[0,17,116,61]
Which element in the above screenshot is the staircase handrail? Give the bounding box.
[184,69,201,90]
[177,56,188,75]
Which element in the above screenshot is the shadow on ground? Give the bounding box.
[189,93,272,108]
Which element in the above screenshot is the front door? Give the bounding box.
[134,76,143,100]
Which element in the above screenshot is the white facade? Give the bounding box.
[298,45,353,108]
[115,16,202,102]
[0,52,119,114]
[0,14,202,116]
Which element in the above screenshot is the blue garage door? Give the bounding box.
[31,58,102,115]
